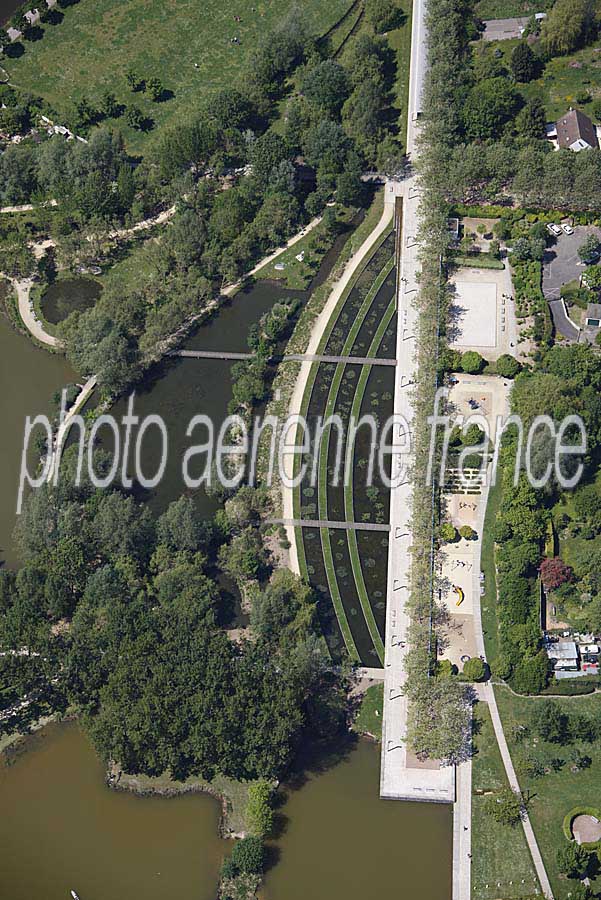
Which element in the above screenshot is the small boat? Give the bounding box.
[71,891,80,900]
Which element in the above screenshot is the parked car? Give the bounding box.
[547,223,562,236]
[562,223,574,235]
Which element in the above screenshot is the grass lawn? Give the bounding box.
[474,0,540,18]
[252,205,358,290]
[352,683,383,740]
[485,41,601,123]
[5,0,352,155]
[471,702,540,900]
[495,686,601,899]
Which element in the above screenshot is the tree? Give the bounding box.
[539,557,573,591]
[366,0,402,33]
[302,59,349,114]
[225,836,265,876]
[126,68,144,91]
[336,153,365,206]
[460,351,485,374]
[510,650,550,694]
[582,264,601,289]
[556,843,590,879]
[578,234,601,264]
[485,788,523,826]
[496,354,521,378]
[245,781,274,837]
[510,43,538,82]
[459,525,477,541]
[126,106,144,130]
[515,97,547,139]
[462,657,485,681]
[593,99,601,123]
[303,119,348,174]
[541,0,597,57]
[440,522,458,543]
[532,700,568,743]
[146,77,164,102]
[101,92,120,118]
[463,77,521,141]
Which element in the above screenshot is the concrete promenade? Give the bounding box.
[380,0,455,805]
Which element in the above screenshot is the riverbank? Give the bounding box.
[107,763,253,838]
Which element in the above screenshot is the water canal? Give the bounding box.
[0,291,76,568]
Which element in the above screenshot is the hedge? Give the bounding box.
[562,806,601,852]
[541,675,601,696]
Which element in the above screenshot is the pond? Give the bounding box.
[41,277,102,325]
[0,723,452,900]
[0,722,227,900]
[265,738,453,900]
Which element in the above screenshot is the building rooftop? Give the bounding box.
[547,641,578,660]
[555,109,599,151]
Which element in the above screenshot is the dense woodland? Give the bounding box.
[0,453,348,779]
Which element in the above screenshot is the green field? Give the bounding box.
[471,703,540,900]
[5,0,352,154]
[495,686,601,899]
[479,478,503,665]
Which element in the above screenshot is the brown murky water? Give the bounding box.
[0,725,452,900]
[0,722,227,900]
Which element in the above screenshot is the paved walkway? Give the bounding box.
[380,0,454,806]
[268,517,389,532]
[175,349,397,366]
[549,298,580,342]
[46,375,98,483]
[15,276,60,348]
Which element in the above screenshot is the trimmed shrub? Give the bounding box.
[461,350,485,374]
[462,656,485,681]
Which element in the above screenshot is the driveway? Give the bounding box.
[548,299,580,341]
[542,225,601,300]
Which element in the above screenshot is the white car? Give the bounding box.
[562,223,574,235]
[547,223,562,236]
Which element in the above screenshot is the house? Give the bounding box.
[448,217,460,244]
[546,640,579,671]
[555,109,599,152]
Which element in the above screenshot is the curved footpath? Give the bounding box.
[282,192,396,573]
